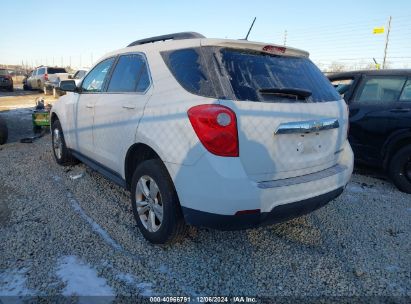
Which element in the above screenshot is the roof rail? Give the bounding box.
[127,32,205,47]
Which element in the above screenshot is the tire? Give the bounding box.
[388,145,411,194]
[0,117,8,145]
[23,84,28,90]
[51,120,77,165]
[8,86,13,92]
[131,159,187,244]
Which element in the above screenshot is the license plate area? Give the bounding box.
[297,132,323,154]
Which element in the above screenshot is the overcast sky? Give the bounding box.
[1,0,410,69]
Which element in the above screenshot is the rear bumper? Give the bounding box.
[166,140,353,229]
[182,187,344,230]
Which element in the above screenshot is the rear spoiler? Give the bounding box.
[201,39,309,58]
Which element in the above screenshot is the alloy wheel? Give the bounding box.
[135,175,164,232]
[53,128,62,160]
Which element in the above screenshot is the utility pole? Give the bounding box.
[382,16,392,69]
[283,30,287,46]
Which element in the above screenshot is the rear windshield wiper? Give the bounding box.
[259,87,312,99]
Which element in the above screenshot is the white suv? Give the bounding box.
[51,32,353,244]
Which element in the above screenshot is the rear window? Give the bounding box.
[48,68,67,74]
[162,47,340,103]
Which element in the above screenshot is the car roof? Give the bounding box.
[329,69,411,79]
[100,32,309,63]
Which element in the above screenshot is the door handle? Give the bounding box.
[122,105,136,109]
[86,104,94,108]
[390,108,410,113]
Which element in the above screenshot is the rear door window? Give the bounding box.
[355,76,407,104]
[107,54,150,93]
[37,68,45,75]
[399,79,411,101]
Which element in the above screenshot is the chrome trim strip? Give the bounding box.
[257,164,347,189]
[275,118,339,135]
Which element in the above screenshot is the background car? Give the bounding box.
[27,66,69,93]
[0,68,13,91]
[23,70,33,90]
[329,69,411,193]
[69,68,89,86]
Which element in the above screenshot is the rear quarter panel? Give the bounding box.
[134,43,209,166]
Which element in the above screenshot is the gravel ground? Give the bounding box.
[0,92,410,302]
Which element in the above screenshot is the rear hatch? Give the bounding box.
[161,41,347,182]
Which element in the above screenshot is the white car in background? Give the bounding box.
[28,66,69,93]
[51,32,353,244]
[69,68,89,86]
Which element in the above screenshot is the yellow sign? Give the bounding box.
[373,27,385,34]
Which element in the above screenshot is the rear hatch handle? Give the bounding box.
[275,118,339,135]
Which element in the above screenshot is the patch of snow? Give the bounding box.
[116,273,154,297]
[345,183,365,194]
[67,193,123,251]
[56,255,115,302]
[70,173,84,180]
[385,265,401,272]
[52,175,62,182]
[0,267,36,296]
[158,264,169,274]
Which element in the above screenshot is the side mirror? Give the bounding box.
[59,80,77,92]
[68,75,73,79]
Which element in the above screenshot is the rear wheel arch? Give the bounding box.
[383,132,411,169]
[125,143,163,190]
[50,112,59,126]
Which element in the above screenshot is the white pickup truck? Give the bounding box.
[27,66,69,95]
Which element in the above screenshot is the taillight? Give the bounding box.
[44,73,48,81]
[262,45,286,55]
[188,104,239,157]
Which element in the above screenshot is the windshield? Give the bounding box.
[162,47,340,103]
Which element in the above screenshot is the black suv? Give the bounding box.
[329,70,411,193]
